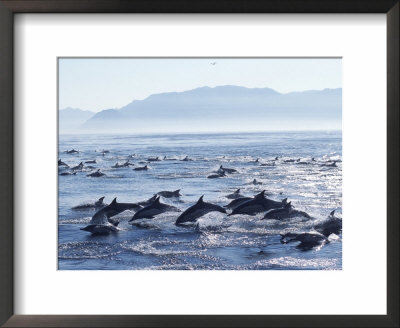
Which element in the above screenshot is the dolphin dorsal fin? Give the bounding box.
[256,190,265,199]
[330,210,335,216]
[111,197,117,205]
[197,195,204,204]
[282,198,288,204]
[175,189,181,193]
[220,165,223,169]
[285,202,292,208]
[99,196,105,202]
[235,189,240,193]
[154,196,161,204]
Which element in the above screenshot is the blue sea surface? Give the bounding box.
[58,131,342,270]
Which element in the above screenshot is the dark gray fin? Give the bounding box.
[282,198,288,204]
[196,195,204,204]
[98,196,105,203]
[255,190,266,199]
[284,202,292,209]
[154,196,161,204]
[235,189,240,193]
[220,165,223,169]
[72,172,77,175]
[111,197,117,205]
[330,210,335,216]
[174,189,181,195]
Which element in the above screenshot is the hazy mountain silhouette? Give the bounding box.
[59,107,95,133]
[75,85,341,133]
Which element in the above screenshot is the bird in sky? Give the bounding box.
[210,62,217,65]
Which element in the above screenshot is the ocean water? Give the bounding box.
[58,131,342,270]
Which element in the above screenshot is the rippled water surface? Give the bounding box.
[58,131,342,270]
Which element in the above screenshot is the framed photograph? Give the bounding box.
[0,0,398,327]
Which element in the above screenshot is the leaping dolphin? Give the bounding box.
[313,210,342,236]
[219,165,237,174]
[137,195,158,207]
[157,189,181,198]
[261,202,311,220]
[175,196,226,225]
[64,149,79,154]
[71,162,84,171]
[129,196,180,221]
[280,232,329,250]
[228,191,287,216]
[81,197,142,234]
[87,169,105,177]
[224,196,253,209]
[225,189,242,199]
[58,159,69,167]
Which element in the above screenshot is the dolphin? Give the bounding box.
[207,171,226,179]
[147,157,161,162]
[175,196,226,225]
[280,231,329,250]
[163,156,176,161]
[112,160,133,168]
[81,197,141,234]
[136,195,158,207]
[249,158,259,163]
[225,189,242,199]
[284,159,295,163]
[181,156,192,161]
[261,202,311,220]
[71,162,84,171]
[157,189,181,198]
[260,162,275,166]
[224,196,253,209]
[129,196,180,221]
[134,165,148,171]
[251,179,262,185]
[219,165,237,173]
[313,210,342,236]
[72,196,107,210]
[228,191,287,216]
[58,159,69,167]
[64,149,79,154]
[322,161,337,167]
[84,159,96,164]
[89,197,141,223]
[87,169,105,177]
[60,171,76,176]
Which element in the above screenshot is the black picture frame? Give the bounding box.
[0,1,398,327]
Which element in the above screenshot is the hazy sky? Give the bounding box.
[59,58,341,112]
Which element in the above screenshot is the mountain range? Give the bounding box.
[60,85,342,134]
